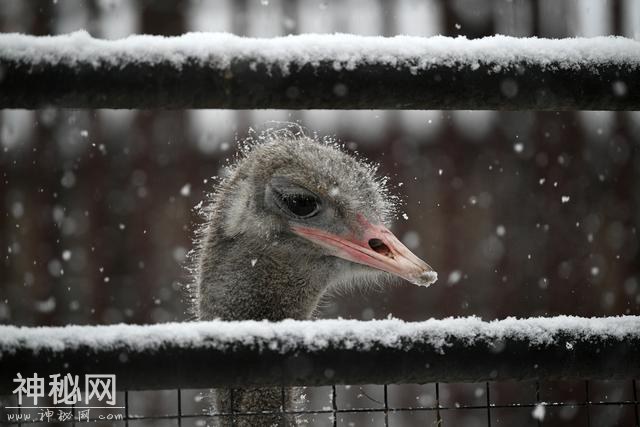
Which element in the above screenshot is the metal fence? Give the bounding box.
[1,33,640,426]
[1,34,639,110]
[0,318,639,425]
[4,381,638,425]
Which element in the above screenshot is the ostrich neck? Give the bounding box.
[197,235,330,321]
[196,235,331,425]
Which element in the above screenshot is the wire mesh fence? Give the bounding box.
[1,380,639,426]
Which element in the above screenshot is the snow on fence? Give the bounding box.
[1,31,639,110]
[0,316,638,393]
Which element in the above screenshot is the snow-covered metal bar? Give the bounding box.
[1,32,639,110]
[0,316,638,393]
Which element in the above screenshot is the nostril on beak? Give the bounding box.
[369,238,392,257]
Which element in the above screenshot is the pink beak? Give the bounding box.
[292,217,437,288]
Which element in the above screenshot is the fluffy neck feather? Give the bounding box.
[196,229,333,321]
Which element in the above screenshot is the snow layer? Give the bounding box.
[0,316,638,356]
[1,31,639,74]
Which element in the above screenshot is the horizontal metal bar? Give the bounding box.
[4,399,639,426]
[0,317,638,393]
[0,33,639,110]
[121,399,640,419]
[127,399,640,418]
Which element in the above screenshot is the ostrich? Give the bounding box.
[191,129,437,426]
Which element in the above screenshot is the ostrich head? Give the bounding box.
[194,129,437,321]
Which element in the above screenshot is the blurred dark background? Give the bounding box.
[1,0,639,328]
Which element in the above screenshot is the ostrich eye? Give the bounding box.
[274,190,320,218]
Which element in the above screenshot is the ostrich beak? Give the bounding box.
[292,219,437,288]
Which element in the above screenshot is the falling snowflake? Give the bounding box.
[531,403,546,421]
[448,270,462,285]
